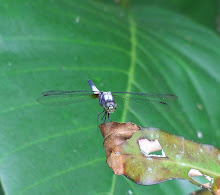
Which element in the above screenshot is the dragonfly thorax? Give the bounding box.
[99,91,117,113]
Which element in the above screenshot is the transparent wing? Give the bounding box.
[113,92,178,114]
[37,90,99,106]
[111,91,177,101]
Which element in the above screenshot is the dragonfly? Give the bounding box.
[37,80,178,125]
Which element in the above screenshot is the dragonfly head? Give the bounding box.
[103,101,117,113]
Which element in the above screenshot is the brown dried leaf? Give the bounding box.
[99,122,220,195]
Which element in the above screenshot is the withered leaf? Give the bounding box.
[99,122,220,195]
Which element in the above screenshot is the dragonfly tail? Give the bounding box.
[88,80,99,94]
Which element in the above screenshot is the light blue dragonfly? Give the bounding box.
[37,80,177,125]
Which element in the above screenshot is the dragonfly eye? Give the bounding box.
[104,101,117,113]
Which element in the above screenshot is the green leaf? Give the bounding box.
[0,0,219,195]
[169,0,219,31]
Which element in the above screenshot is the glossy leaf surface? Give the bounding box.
[0,0,219,194]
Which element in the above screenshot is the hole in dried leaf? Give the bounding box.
[138,138,166,157]
[149,149,163,156]
[188,169,213,188]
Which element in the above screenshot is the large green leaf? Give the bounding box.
[169,0,219,31]
[0,0,219,194]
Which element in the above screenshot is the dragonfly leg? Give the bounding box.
[104,112,107,123]
[97,110,104,131]
[101,111,106,123]
[107,112,110,123]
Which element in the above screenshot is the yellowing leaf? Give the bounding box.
[100,122,220,194]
